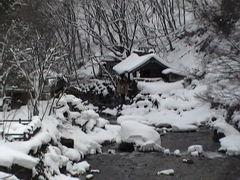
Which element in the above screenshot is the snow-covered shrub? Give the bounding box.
[43,146,69,177]
[55,94,109,133]
[77,80,114,97]
[36,145,91,179]
[74,110,99,133]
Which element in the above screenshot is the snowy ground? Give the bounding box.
[0,79,239,179]
[116,80,240,155]
[0,95,120,179]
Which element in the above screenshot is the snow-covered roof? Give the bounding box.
[162,68,185,76]
[113,53,171,75]
[101,55,121,62]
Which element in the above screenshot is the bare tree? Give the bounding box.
[79,0,142,57]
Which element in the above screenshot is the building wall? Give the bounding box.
[137,60,167,78]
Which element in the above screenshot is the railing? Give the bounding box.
[135,77,163,82]
[0,119,31,125]
[0,119,37,141]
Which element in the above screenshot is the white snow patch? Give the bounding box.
[174,149,181,156]
[0,142,39,169]
[164,149,170,155]
[172,123,198,132]
[120,121,161,151]
[213,121,240,136]
[102,108,118,116]
[188,145,203,154]
[0,171,19,180]
[66,161,90,175]
[157,169,174,176]
[219,135,240,156]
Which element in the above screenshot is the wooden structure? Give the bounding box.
[0,119,32,141]
[1,88,32,109]
[101,55,121,75]
[113,52,185,82]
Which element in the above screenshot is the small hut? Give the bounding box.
[113,52,184,82]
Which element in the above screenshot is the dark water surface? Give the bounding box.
[85,128,240,180]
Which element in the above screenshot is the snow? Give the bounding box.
[174,149,181,156]
[190,151,199,156]
[163,148,170,155]
[50,174,79,180]
[117,115,149,125]
[0,143,39,169]
[66,161,90,175]
[113,53,172,75]
[0,94,122,178]
[86,174,94,179]
[23,116,41,135]
[213,121,240,136]
[172,123,198,132]
[137,80,183,94]
[120,120,161,151]
[90,169,100,173]
[120,81,212,132]
[188,145,203,154]
[0,171,19,180]
[157,169,174,176]
[211,119,240,155]
[219,136,240,156]
[162,68,185,76]
[62,147,82,162]
[102,108,118,116]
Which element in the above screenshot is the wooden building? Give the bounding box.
[113,52,185,82]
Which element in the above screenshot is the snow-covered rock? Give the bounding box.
[120,121,161,151]
[172,123,198,132]
[157,169,174,176]
[219,135,240,156]
[62,147,82,162]
[213,121,240,136]
[188,145,203,154]
[86,174,94,179]
[182,159,194,164]
[66,161,90,175]
[174,149,181,156]
[90,169,100,173]
[190,151,199,156]
[164,149,170,155]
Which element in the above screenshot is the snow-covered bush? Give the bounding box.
[77,80,114,97]
[55,94,109,133]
